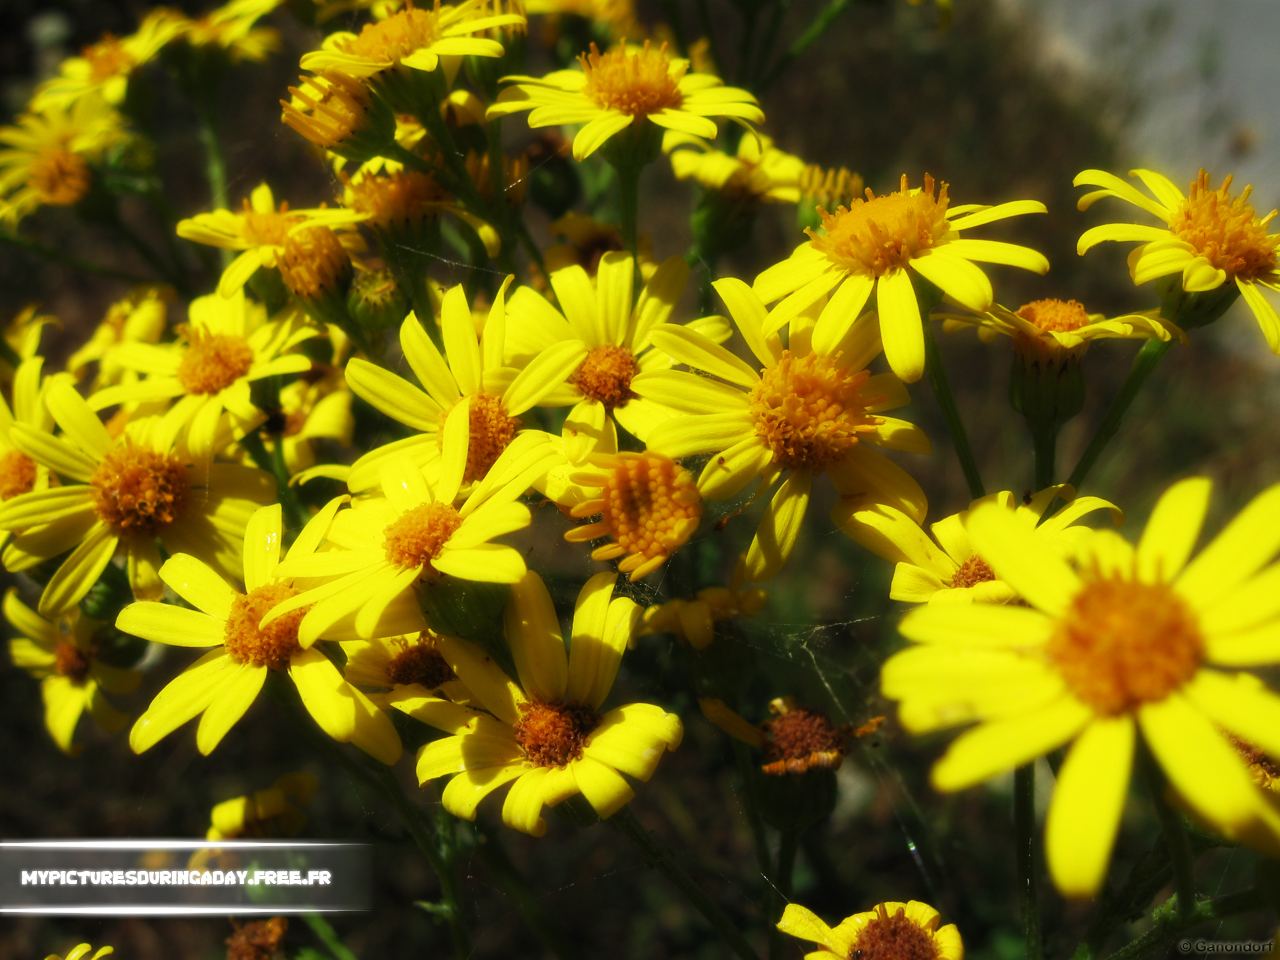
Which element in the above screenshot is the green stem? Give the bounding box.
[239,431,309,535]
[616,162,640,266]
[0,231,151,284]
[1099,889,1264,960]
[373,767,472,960]
[1066,339,1171,493]
[608,807,762,960]
[923,313,985,499]
[194,97,230,269]
[1032,422,1057,491]
[1139,758,1196,920]
[473,822,585,960]
[302,913,358,960]
[767,830,802,960]
[1014,765,1042,960]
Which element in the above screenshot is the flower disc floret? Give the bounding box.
[1047,576,1204,716]
[90,441,189,536]
[85,35,135,81]
[762,703,847,775]
[580,41,683,117]
[29,149,91,205]
[176,328,255,394]
[440,393,520,483]
[1170,170,1278,281]
[386,634,456,688]
[346,170,447,228]
[0,449,37,500]
[513,699,600,768]
[224,583,306,669]
[54,641,92,683]
[851,904,942,960]
[383,502,464,573]
[1016,298,1089,334]
[279,226,351,301]
[750,350,881,473]
[949,556,995,589]
[571,344,638,408]
[810,175,950,277]
[347,7,447,62]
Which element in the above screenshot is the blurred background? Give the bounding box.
[1,0,1278,957]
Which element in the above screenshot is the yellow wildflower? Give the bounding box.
[666,131,804,204]
[777,901,963,960]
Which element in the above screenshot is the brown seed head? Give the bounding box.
[54,641,92,683]
[761,700,848,776]
[386,633,456,689]
[226,916,288,960]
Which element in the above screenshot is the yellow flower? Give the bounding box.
[797,163,865,217]
[882,477,1280,896]
[562,450,701,580]
[6,588,140,754]
[265,446,545,642]
[941,297,1183,357]
[173,0,283,63]
[344,630,469,701]
[84,290,320,459]
[301,0,525,79]
[638,558,766,649]
[844,486,1121,605]
[395,570,682,835]
[700,696,879,776]
[117,502,402,761]
[177,182,366,297]
[0,379,275,615]
[505,252,719,456]
[1076,168,1280,351]
[777,901,963,960]
[2,304,60,374]
[488,41,763,160]
[206,772,319,840]
[525,0,642,41]
[637,279,930,582]
[66,287,169,390]
[43,945,114,960]
[261,370,355,476]
[0,357,66,554]
[343,165,500,257]
[753,174,1049,383]
[666,131,804,204]
[32,9,185,111]
[0,94,127,224]
[344,280,571,493]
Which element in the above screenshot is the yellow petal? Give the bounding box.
[437,634,527,726]
[159,553,238,619]
[502,768,549,836]
[964,503,1081,616]
[1136,477,1211,583]
[441,763,524,821]
[116,601,226,646]
[572,755,634,819]
[875,269,925,383]
[745,470,810,581]
[38,523,118,619]
[1176,481,1280,611]
[505,569,568,701]
[196,662,266,754]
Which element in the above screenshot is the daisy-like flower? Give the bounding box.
[1076,168,1280,350]
[396,570,683,835]
[561,450,700,580]
[636,279,930,582]
[43,945,114,960]
[343,165,500,258]
[700,696,880,776]
[301,1,526,80]
[753,174,1049,382]
[117,503,402,761]
[0,357,65,553]
[777,901,963,960]
[941,297,1182,355]
[488,40,763,160]
[344,629,468,701]
[6,588,140,755]
[0,379,275,615]
[343,280,575,494]
[172,0,283,64]
[0,94,127,224]
[666,131,804,204]
[205,772,318,840]
[882,477,1280,895]
[264,445,546,642]
[84,290,319,458]
[177,183,366,297]
[844,486,1121,605]
[637,558,767,649]
[505,252,722,456]
[66,286,168,390]
[31,9,184,111]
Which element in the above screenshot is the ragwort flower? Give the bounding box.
[777,901,963,960]
[43,945,114,960]
[396,571,683,835]
[882,477,1280,895]
[1076,168,1280,350]
[118,503,401,761]
[753,174,1048,382]
[666,131,804,204]
[488,41,763,160]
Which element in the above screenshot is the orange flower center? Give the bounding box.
[1169,170,1279,281]
[176,328,255,395]
[346,170,448,229]
[571,344,638,409]
[383,502,463,574]
[345,6,442,63]
[90,440,190,536]
[1016,298,1090,334]
[83,34,136,81]
[386,633,456,689]
[54,641,91,683]
[580,41,684,118]
[227,917,289,960]
[513,699,600,768]
[749,350,881,474]
[1047,577,1204,716]
[595,452,700,562]
[0,449,37,500]
[808,174,951,277]
[282,71,371,149]
[279,226,351,301]
[438,393,520,484]
[29,149,92,206]
[224,582,307,669]
[761,703,847,776]
[241,200,304,248]
[849,904,940,960]
[949,556,995,589]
